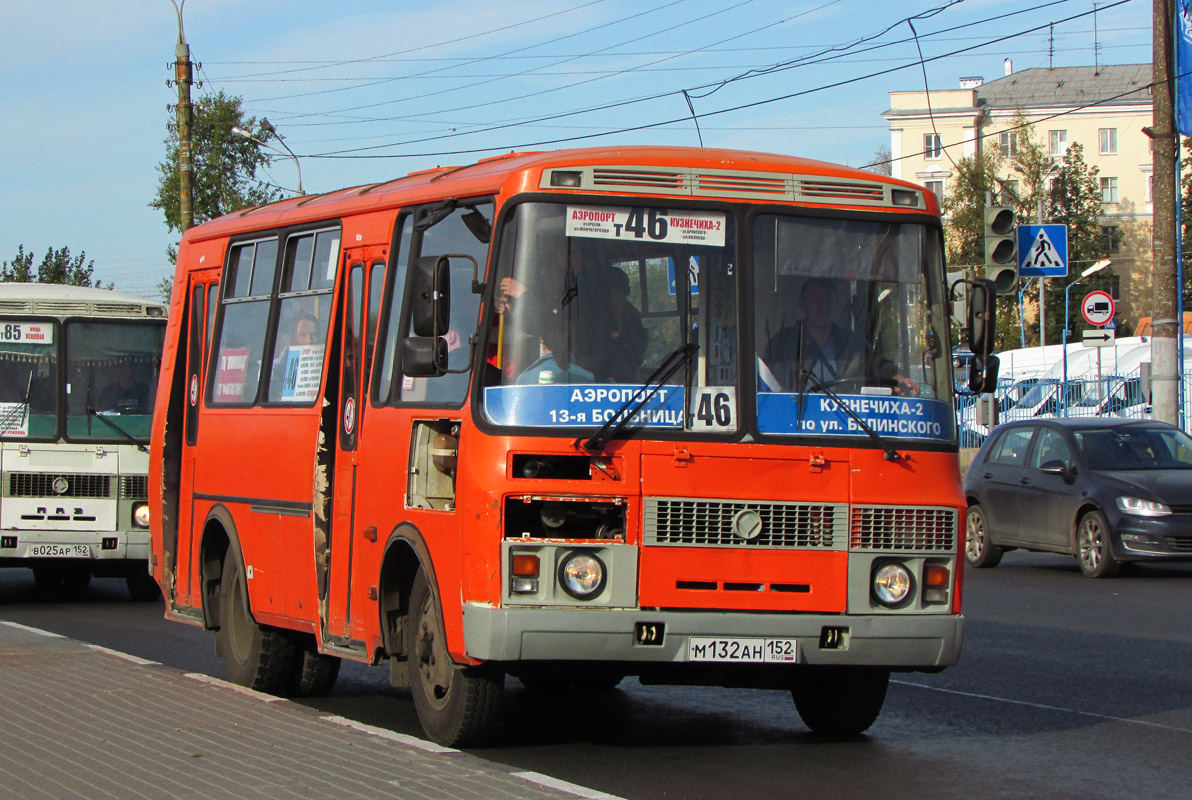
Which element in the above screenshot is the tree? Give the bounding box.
[863,145,892,176]
[2,244,102,286]
[151,90,284,244]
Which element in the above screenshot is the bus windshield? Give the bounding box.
[481,202,953,444]
[483,201,737,434]
[65,321,164,442]
[753,214,953,442]
[0,321,58,440]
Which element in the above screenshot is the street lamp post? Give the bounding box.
[1061,258,1112,416]
[231,126,304,195]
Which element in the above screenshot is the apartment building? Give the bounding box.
[883,62,1153,325]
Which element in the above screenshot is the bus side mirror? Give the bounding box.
[966,278,996,359]
[412,255,450,337]
[402,336,447,377]
[969,353,999,394]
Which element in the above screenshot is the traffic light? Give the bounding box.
[983,205,1018,295]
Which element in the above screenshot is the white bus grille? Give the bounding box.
[8,473,112,499]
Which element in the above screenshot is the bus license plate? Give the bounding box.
[29,544,90,558]
[687,637,798,663]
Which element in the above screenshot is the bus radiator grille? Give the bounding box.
[643,498,845,549]
[7,473,112,499]
[849,506,957,551]
[120,475,148,499]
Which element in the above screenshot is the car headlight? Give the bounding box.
[133,502,151,528]
[558,552,606,599]
[872,562,913,607]
[1116,496,1171,517]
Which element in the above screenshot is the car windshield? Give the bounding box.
[1075,426,1192,470]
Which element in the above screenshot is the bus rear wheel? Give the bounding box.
[406,570,502,747]
[791,666,889,736]
[216,549,295,693]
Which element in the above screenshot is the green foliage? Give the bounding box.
[151,90,284,236]
[2,244,102,286]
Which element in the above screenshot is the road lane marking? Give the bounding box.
[322,715,457,754]
[0,620,66,638]
[512,771,627,800]
[894,679,1192,733]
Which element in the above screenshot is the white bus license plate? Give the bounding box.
[688,637,798,663]
[29,544,90,558]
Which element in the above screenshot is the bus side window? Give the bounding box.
[211,239,277,404]
[400,200,491,404]
[266,228,339,404]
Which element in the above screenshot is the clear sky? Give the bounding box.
[0,0,1151,299]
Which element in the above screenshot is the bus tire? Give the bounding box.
[216,549,295,693]
[965,504,1002,568]
[791,666,889,736]
[290,637,341,697]
[32,567,63,593]
[407,570,502,746]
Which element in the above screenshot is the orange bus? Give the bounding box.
[151,145,996,745]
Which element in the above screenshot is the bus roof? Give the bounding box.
[183,145,936,244]
[0,282,167,318]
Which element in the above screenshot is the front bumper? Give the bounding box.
[1111,512,1192,561]
[0,529,151,562]
[462,603,963,669]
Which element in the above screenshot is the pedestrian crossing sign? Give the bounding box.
[1017,224,1068,277]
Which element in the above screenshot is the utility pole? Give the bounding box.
[1151,0,1178,424]
[170,1,194,232]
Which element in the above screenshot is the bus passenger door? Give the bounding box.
[326,254,383,640]
[176,270,219,610]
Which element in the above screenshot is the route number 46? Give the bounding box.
[691,388,735,431]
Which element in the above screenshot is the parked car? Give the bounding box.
[964,418,1192,578]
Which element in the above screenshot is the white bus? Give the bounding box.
[0,283,166,599]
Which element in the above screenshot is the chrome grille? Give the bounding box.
[644,498,845,549]
[9,473,112,498]
[121,475,148,499]
[850,506,957,551]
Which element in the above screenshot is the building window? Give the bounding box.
[1101,226,1121,253]
[998,130,1018,156]
[1100,176,1118,204]
[1099,128,1117,155]
[1048,130,1068,156]
[925,180,945,202]
[1148,174,1154,204]
[923,133,942,159]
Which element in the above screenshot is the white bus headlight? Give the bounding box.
[873,562,912,607]
[133,502,151,529]
[558,552,606,599]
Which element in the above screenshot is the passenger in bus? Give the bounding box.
[761,277,918,395]
[293,311,319,346]
[99,360,150,414]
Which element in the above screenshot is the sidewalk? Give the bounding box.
[0,620,616,800]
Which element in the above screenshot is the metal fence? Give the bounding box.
[955,367,1192,449]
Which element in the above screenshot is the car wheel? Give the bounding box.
[407,570,503,746]
[791,666,889,736]
[965,505,1002,568]
[1075,510,1120,578]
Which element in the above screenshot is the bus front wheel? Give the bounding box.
[791,666,889,736]
[216,549,295,693]
[406,570,503,747]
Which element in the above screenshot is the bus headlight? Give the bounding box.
[558,552,606,599]
[132,503,151,529]
[872,562,912,607]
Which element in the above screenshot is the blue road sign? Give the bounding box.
[1018,224,1068,277]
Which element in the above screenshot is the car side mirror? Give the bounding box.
[1038,460,1069,477]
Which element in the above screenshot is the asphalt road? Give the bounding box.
[2,551,1190,800]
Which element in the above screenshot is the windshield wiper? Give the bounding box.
[577,343,698,452]
[85,405,147,453]
[799,369,902,461]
